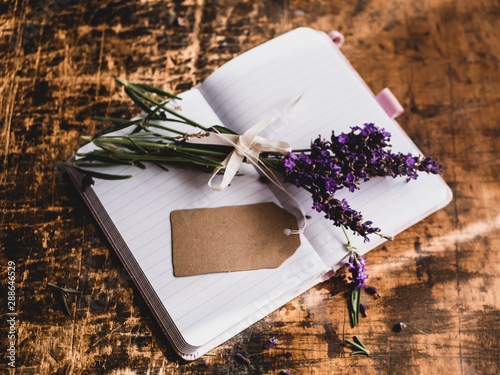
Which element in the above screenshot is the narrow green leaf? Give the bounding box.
[356,290,361,325]
[134,83,182,100]
[345,340,364,351]
[61,291,71,315]
[152,162,169,172]
[172,150,225,167]
[72,162,126,168]
[350,288,360,327]
[144,98,171,121]
[92,139,131,153]
[134,161,146,169]
[117,78,208,130]
[345,338,370,355]
[353,336,368,350]
[91,119,142,139]
[92,116,131,124]
[168,146,229,157]
[125,136,148,153]
[62,288,82,295]
[125,87,153,113]
[140,121,187,135]
[345,339,360,347]
[57,161,76,168]
[73,166,132,180]
[128,84,162,106]
[80,153,185,162]
[209,125,239,135]
[47,283,81,316]
[74,154,135,166]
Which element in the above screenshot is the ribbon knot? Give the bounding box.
[185,96,306,235]
[235,137,253,158]
[185,96,301,191]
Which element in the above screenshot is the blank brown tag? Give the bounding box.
[171,202,301,277]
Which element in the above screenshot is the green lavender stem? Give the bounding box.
[350,288,361,327]
[342,225,357,253]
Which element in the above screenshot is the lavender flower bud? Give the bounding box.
[365,286,381,297]
[264,337,279,349]
[360,303,367,317]
[235,353,251,364]
[393,321,406,332]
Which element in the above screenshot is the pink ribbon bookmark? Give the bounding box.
[375,88,404,119]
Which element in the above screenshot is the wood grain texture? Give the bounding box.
[1,0,499,374]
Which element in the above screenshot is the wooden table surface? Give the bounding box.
[1,0,499,374]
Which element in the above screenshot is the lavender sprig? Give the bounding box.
[279,123,442,241]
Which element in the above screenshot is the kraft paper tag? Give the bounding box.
[171,202,301,277]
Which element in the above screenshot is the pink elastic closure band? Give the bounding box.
[375,88,404,119]
[328,31,344,48]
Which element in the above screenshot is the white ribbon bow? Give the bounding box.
[185,97,306,235]
[185,97,300,191]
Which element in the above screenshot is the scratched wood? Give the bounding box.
[1,0,499,374]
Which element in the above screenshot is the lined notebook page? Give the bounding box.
[200,28,452,267]
[79,88,327,349]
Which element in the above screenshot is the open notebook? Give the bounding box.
[67,27,452,360]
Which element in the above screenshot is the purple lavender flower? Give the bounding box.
[299,152,312,164]
[264,337,279,349]
[338,133,350,144]
[283,157,295,171]
[277,123,443,241]
[419,156,442,174]
[312,201,324,212]
[365,286,381,297]
[318,197,380,242]
[360,303,367,317]
[345,253,369,289]
[406,155,416,167]
[393,322,406,332]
